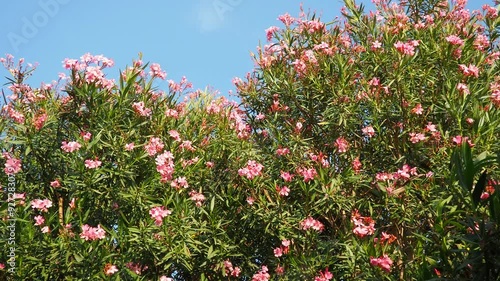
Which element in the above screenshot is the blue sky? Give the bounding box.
[0,0,490,99]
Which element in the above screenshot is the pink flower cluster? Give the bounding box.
[238,160,264,179]
[252,266,270,281]
[104,264,119,276]
[126,262,148,275]
[80,224,106,241]
[370,254,393,273]
[300,216,324,232]
[273,239,290,257]
[394,40,419,56]
[145,137,164,156]
[351,210,375,238]
[189,190,205,207]
[84,158,102,169]
[156,151,175,183]
[149,206,172,226]
[224,260,241,277]
[314,268,333,281]
[149,63,167,80]
[297,167,317,182]
[132,101,152,117]
[61,141,82,153]
[334,136,349,153]
[459,64,479,78]
[31,199,53,212]
[4,155,22,175]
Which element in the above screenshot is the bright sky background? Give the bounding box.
[0,0,490,100]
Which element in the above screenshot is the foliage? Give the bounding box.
[1,0,500,280]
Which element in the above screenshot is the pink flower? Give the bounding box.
[149,206,172,226]
[409,132,426,143]
[334,137,349,153]
[125,142,135,151]
[314,268,333,281]
[125,262,148,275]
[80,224,106,241]
[84,159,102,169]
[274,247,283,257]
[362,126,375,137]
[61,141,81,153]
[278,13,294,26]
[168,130,181,142]
[41,226,50,233]
[457,83,469,95]
[452,135,474,147]
[132,101,152,117]
[276,147,290,156]
[50,180,61,188]
[80,131,92,141]
[265,26,279,41]
[411,103,423,115]
[33,113,48,130]
[352,157,362,174]
[252,266,270,281]
[351,210,375,238]
[104,264,119,276]
[224,260,241,277]
[300,216,324,232]
[371,40,382,51]
[394,41,416,56]
[370,255,393,273]
[280,171,294,182]
[238,160,264,180]
[189,190,206,207]
[69,198,76,209]
[145,137,164,156]
[149,63,167,80]
[445,35,464,46]
[4,157,22,175]
[34,215,45,226]
[459,64,479,78]
[31,199,53,212]
[278,186,290,197]
[298,167,317,182]
[160,277,173,281]
[246,197,255,205]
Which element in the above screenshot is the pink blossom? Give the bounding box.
[224,260,241,277]
[351,210,375,238]
[160,276,173,281]
[411,103,423,115]
[33,113,48,130]
[276,147,290,156]
[31,199,53,212]
[370,255,393,273]
[252,266,270,281]
[80,224,106,241]
[149,63,167,79]
[335,137,349,153]
[298,167,317,182]
[409,132,426,143]
[125,142,135,151]
[69,197,76,209]
[280,171,294,182]
[61,141,81,153]
[41,226,50,233]
[80,131,92,141]
[125,262,148,275]
[104,264,119,276]
[84,159,102,169]
[371,40,382,51]
[452,135,474,147]
[394,41,416,56]
[156,151,175,183]
[445,35,464,46]
[278,186,290,197]
[265,26,279,41]
[50,180,61,188]
[34,215,45,226]
[459,64,479,77]
[278,13,294,26]
[145,137,164,156]
[246,197,255,205]
[149,206,172,226]
[314,268,333,281]
[362,126,375,137]
[300,216,324,232]
[238,160,264,180]
[179,140,195,152]
[189,190,206,207]
[4,157,22,175]
[132,101,152,117]
[274,247,283,257]
[352,157,362,174]
[168,130,181,142]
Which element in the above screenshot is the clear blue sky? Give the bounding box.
[0,0,490,99]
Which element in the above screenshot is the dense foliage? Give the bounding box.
[1,0,500,280]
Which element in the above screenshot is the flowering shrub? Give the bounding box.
[1,0,500,280]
